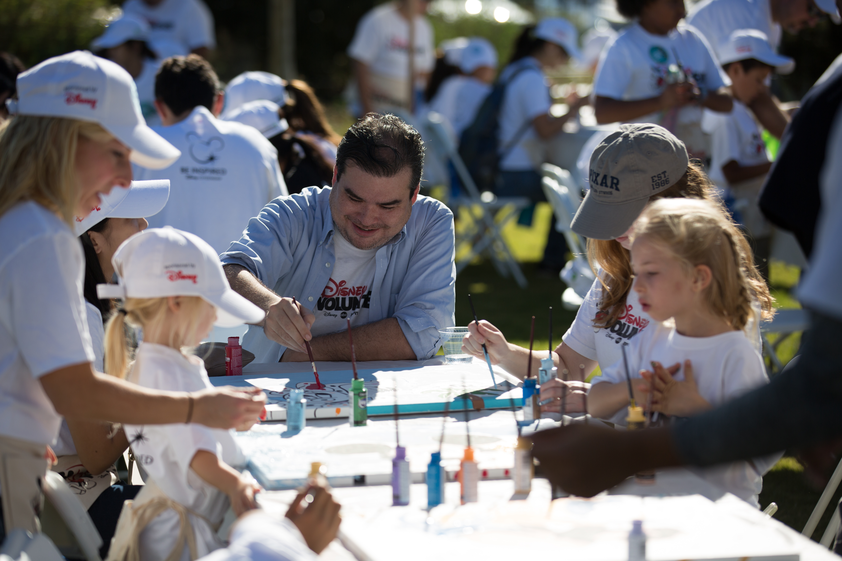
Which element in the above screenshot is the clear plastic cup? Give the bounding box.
[438,327,472,363]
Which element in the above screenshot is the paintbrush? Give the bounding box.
[346,319,358,381]
[548,307,553,357]
[580,364,588,424]
[468,294,497,388]
[527,315,535,379]
[621,343,635,408]
[293,297,323,389]
[439,396,451,452]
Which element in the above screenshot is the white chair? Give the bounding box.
[802,457,842,549]
[759,308,809,374]
[40,471,102,561]
[540,163,595,310]
[421,111,530,288]
[1,529,64,561]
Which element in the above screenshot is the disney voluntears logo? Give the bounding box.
[317,279,371,319]
[182,133,227,180]
[63,85,98,109]
[596,305,650,345]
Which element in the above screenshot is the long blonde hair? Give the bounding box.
[588,162,715,328]
[633,198,774,330]
[104,296,210,378]
[0,116,113,228]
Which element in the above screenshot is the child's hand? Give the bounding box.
[286,484,342,554]
[228,476,261,516]
[643,360,711,417]
[462,320,508,365]
[660,82,697,110]
[539,379,588,414]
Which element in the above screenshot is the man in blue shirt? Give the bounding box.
[222,113,456,363]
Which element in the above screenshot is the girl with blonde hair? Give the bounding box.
[464,124,717,410]
[587,197,776,506]
[0,51,264,542]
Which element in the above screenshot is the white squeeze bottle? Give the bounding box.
[629,519,646,561]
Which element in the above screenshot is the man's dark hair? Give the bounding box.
[336,113,425,195]
[154,54,220,116]
[616,0,656,19]
[722,58,774,74]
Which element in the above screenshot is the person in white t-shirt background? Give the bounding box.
[463,124,718,411]
[346,0,435,116]
[122,0,216,60]
[587,197,776,506]
[702,30,795,282]
[134,55,287,254]
[593,0,733,160]
[686,0,841,140]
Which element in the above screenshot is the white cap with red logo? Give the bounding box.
[9,50,180,170]
[533,18,583,63]
[74,179,170,236]
[98,227,264,327]
[717,29,795,74]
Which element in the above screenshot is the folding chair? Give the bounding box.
[40,471,103,561]
[802,457,842,548]
[760,308,809,375]
[421,111,530,288]
[540,163,595,310]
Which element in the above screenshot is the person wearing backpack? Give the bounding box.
[497,18,589,273]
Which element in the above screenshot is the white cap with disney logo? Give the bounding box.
[10,50,180,170]
[98,227,264,327]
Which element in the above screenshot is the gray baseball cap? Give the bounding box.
[570,124,689,240]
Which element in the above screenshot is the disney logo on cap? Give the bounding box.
[65,92,97,109]
[75,205,102,222]
[166,270,198,284]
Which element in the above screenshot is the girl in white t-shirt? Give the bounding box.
[103,227,267,560]
[588,198,775,505]
[593,0,732,159]
[463,124,716,412]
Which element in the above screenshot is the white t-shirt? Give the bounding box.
[590,321,772,506]
[0,202,94,446]
[123,0,216,52]
[686,0,779,58]
[702,100,769,189]
[347,3,434,80]
[310,233,376,338]
[429,75,492,138]
[124,343,245,559]
[562,275,654,373]
[498,57,551,171]
[593,22,726,153]
[201,512,315,561]
[136,106,287,254]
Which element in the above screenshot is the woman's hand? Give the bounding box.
[462,321,511,365]
[641,360,711,417]
[538,379,588,414]
[228,476,261,516]
[193,387,267,430]
[286,485,342,554]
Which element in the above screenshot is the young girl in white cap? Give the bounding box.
[0,50,264,541]
[587,198,776,506]
[463,124,719,405]
[100,227,264,559]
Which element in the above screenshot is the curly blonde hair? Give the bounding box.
[588,161,715,328]
[633,198,774,330]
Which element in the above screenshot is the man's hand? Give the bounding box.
[286,485,342,554]
[192,387,266,430]
[264,297,315,354]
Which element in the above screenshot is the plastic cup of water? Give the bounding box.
[438,327,472,364]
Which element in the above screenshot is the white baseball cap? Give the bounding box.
[11,51,180,170]
[718,29,795,75]
[223,100,289,139]
[224,71,289,117]
[90,14,149,51]
[74,179,170,236]
[534,18,583,63]
[815,0,842,23]
[459,38,498,74]
[98,227,265,327]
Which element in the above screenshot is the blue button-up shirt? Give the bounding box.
[220,186,456,363]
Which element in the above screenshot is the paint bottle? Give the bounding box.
[286,389,306,433]
[349,378,367,427]
[538,357,557,386]
[513,436,533,495]
[459,447,479,504]
[426,451,445,509]
[392,445,410,506]
[626,406,655,484]
[308,461,327,487]
[628,519,646,561]
[225,336,243,376]
[520,377,540,425]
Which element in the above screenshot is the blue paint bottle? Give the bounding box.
[426,451,444,508]
[520,377,539,425]
[286,389,306,433]
[538,357,557,386]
